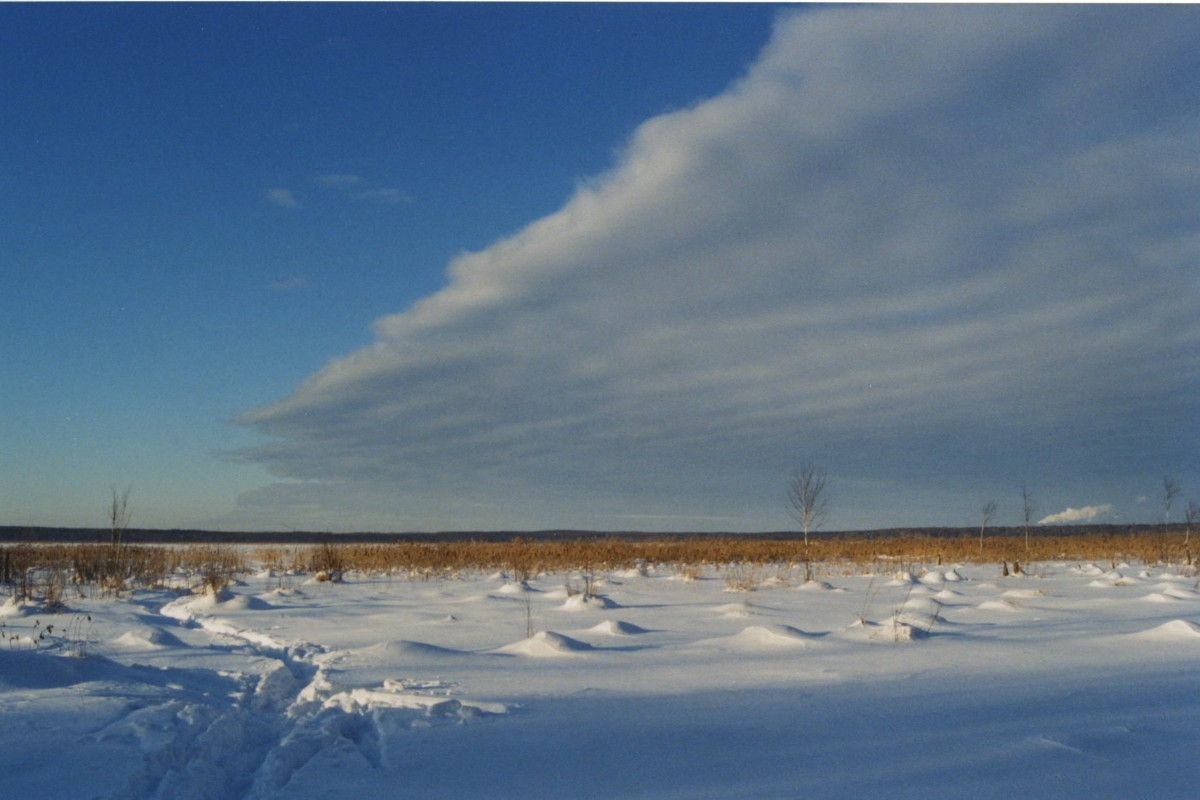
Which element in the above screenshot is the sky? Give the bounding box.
[3,4,1198,534]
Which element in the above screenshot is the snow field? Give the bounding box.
[3,561,1200,798]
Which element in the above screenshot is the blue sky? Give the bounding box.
[3,4,1198,533]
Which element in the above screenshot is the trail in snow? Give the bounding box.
[89,588,507,800]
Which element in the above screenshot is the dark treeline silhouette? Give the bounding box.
[0,524,1182,545]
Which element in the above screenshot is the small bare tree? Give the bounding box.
[787,464,828,582]
[1163,476,1181,534]
[109,486,132,549]
[1020,483,1035,554]
[1185,499,1199,549]
[979,500,997,559]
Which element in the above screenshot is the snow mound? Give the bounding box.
[699,624,817,650]
[162,586,270,615]
[495,631,593,657]
[160,589,221,617]
[559,593,617,611]
[886,572,915,586]
[1087,579,1119,588]
[797,580,836,591]
[0,596,42,617]
[1161,586,1200,599]
[489,582,542,594]
[713,602,756,618]
[977,599,1021,612]
[843,619,928,642]
[1002,589,1046,599]
[1130,620,1200,641]
[902,596,944,615]
[369,639,470,659]
[919,571,945,586]
[943,568,965,582]
[220,593,273,611]
[587,619,650,636]
[1142,593,1178,603]
[111,626,185,650]
[934,589,963,600]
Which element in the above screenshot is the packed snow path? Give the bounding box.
[3,562,1200,798]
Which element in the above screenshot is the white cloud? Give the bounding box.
[232,6,1200,531]
[266,188,301,209]
[311,174,412,205]
[1039,505,1115,525]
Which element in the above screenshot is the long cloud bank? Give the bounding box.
[232,6,1200,531]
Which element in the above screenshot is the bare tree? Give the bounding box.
[979,500,997,559]
[787,464,828,582]
[109,486,132,549]
[1020,483,1035,554]
[1163,476,1181,534]
[1185,499,1199,549]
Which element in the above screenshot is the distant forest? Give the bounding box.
[0,524,1182,545]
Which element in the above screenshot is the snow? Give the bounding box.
[493,630,594,657]
[3,560,1200,798]
[587,619,652,636]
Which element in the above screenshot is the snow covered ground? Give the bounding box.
[3,560,1200,799]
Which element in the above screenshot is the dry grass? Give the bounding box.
[0,544,249,604]
[256,533,1194,578]
[1,532,1192,605]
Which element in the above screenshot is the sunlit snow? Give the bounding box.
[3,560,1200,797]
